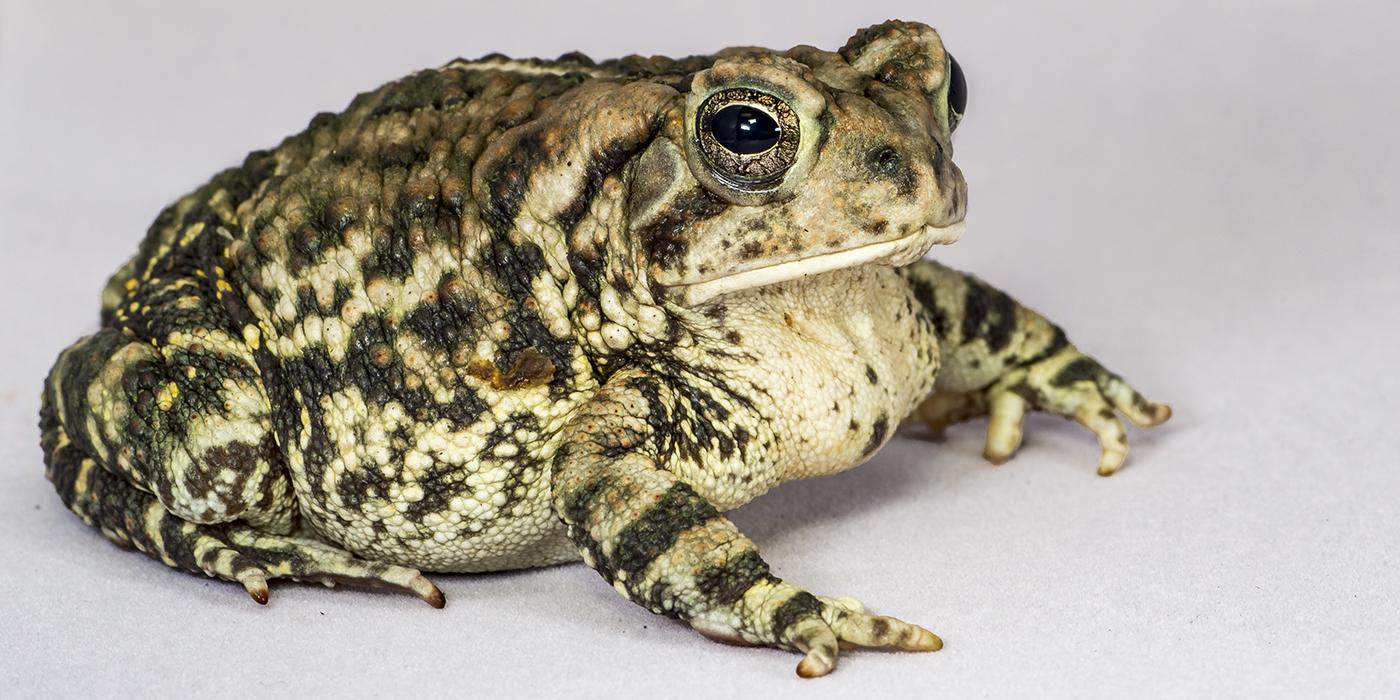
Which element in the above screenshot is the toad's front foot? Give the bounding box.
[919,348,1171,475]
[689,582,941,678]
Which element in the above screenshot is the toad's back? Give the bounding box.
[85,57,696,571]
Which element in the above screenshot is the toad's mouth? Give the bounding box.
[670,221,966,306]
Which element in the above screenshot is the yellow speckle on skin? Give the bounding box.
[156,382,179,411]
[177,222,206,246]
[125,279,138,291]
[242,325,261,350]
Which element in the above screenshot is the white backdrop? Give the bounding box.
[1,1,1397,696]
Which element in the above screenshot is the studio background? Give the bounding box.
[1,1,1396,696]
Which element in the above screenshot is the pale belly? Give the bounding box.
[651,265,940,510]
[716,265,939,481]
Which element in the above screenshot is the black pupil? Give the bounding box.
[710,104,780,154]
[948,54,968,117]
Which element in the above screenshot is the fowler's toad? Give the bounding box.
[40,21,1170,676]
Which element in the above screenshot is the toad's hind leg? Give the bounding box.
[40,260,442,606]
[40,415,444,607]
[44,307,295,533]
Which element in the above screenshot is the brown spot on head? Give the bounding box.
[738,240,763,261]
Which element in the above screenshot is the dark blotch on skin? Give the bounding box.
[731,425,751,454]
[738,241,763,261]
[402,273,481,353]
[695,549,772,606]
[772,592,824,640]
[902,273,949,338]
[441,384,490,430]
[929,139,947,183]
[487,237,578,395]
[568,249,605,298]
[1016,325,1070,368]
[1052,357,1103,388]
[370,69,457,118]
[861,414,889,458]
[960,276,1017,352]
[638,188,728,270]
[559,468,618,584]
[481,129,549,235]
[359,226,417,280]
[555,121,665,234]
[610,482,720,576]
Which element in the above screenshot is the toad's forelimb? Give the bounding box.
[550,367,941,678]
[901,260,1172,474]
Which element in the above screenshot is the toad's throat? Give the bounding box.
[671,221,966,305]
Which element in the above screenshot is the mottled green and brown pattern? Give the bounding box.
[40,20,1170,677]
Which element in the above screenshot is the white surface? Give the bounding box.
[2,1,1397,696]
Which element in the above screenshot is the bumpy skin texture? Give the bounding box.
[39,21,1169,676]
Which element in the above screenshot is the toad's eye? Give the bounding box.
[696,88,800,189]
[947,53,967,131]
[709,104,780,154]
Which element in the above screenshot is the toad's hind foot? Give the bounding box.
[42,420,444,608]
[216,528,445,608]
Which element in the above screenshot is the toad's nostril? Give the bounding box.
[867,145,915,197]
[868,146,902,176]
